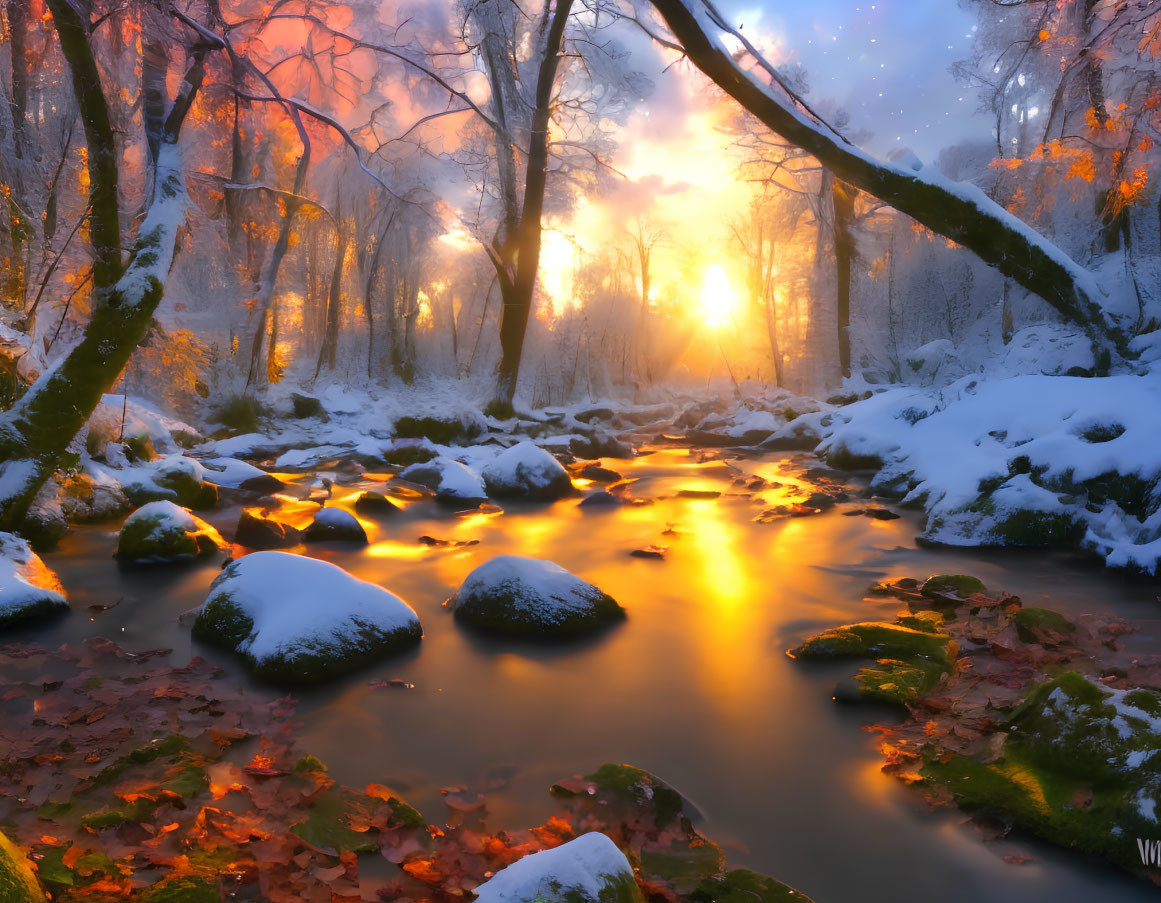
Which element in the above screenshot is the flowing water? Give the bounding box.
[11,446,1161,902]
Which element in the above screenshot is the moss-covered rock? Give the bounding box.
[991,510,1085,548]
[449,556,624,637]
[922,672,1161,871]
[823,443,883,471]
[1012,607,1076,645]
[193,552,421,684]
[840,657,949,706]
[690,869,814,903]
[920,574,987,602]
[472,832,644,903]
[123,455,218,510]
[788,621,952,666]
[0,829,45,903]
[234,509,301,549]
[115,501,225,564]
[353,491,401,516]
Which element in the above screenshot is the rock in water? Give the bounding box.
[0,532,69,628]
[482,442,573,501]
[302,507,368,544]
[115,501,225,564]
[398,458,488,503]
[193,551,422,684]
[234,510,301,549]
[473,833,642,903]
[0,829,45,903]
[353,491,401,516]
[448,555,624,636]
[122,454,219,510]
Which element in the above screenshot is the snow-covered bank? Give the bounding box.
[819,371,1161,571]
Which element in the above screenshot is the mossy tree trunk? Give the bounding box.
[0,0,206,533]
[649,0,1124,364]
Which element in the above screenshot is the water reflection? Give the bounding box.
[20,447,1161,903]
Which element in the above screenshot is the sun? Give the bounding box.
[701,264,736,329]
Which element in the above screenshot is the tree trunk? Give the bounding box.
[648,0,1123,363]
[315,216,349,378]
[0,0,206,531]
[493,0,574,403]
[6,0,29,156]
[832,177,855,379]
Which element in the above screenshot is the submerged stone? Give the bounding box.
[115,501,225,564]
[449,555,624,637]
[234,510,301,550]
[690,869,815,903]
[353,491,401,516]
[788,621,952,665]
[193,551,422,684]
[920,574,988,603]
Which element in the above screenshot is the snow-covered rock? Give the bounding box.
[59,471,130,523]
[0,532,68,627]
[120,454,218,510]
[398,457,487,503]
[199,457,277,490]
[302,507,368,544]
[482,442,573,501]
[473,833,641,903]
[193,551,422,683]
[448,556,624,636]
[115,501,226,564]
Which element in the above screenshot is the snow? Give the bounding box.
[116,142,186,309]
[481,442,570,494]
[311,507,360,529]
[199,457,271,488]
[817,370,1161,570]
[199,551,421,664]
[203,433,272,458]
[123,500,199,535]
[399,457,487,500]
[0,532,67,620]
[451,556,609,621]
[472,833,634,903]
[275,445,351,469]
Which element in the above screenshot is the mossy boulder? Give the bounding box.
[789,621,952,665]
[449,556,625,637]
[123,455,218,510]
[302,508,368,544]
[922,673,1161,871]
[822,442,883,471]
[0,532,69,628]
[0,829,45,903]
[690,869,815,903]
[920,574,987,603]
[472,832,644,903]
[193,551,422,684]
[115,502,225,564]
[290,392,327,420]
[551,764,690,829]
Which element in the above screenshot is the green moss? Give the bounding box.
[294,755,328,773]
[31,845,73,888]
[582,764,686,829]
[789,622,951,666]
[387,796,426,830]
[483,399,517,420]
[0,830,45,903]
[1012,607,1076,644]
[191,596,254,651]
[289,788,380,854]
[382,446,437,467]
[639,841,726,891]
[690,869,815,903]
[0,595,69,629]
[142,877,219,903]
[920,574,987,601]
[850,657,947,705]
[894,610,944,633]
[115,510,222,563]
[990,510,1085,548]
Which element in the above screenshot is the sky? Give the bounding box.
[710,0,992,160]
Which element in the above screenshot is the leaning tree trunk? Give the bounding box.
[648,0,1124,364]
[0,0,205,532]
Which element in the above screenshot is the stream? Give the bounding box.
[8,445,1161,902]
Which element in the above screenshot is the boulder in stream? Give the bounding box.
[448,555,623,636]
[193,551,422,683]
[0,532,69,628]
[398,457,488,504]
[482,442,573,501]
[302,507,368,544]
[115,501,226,564]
